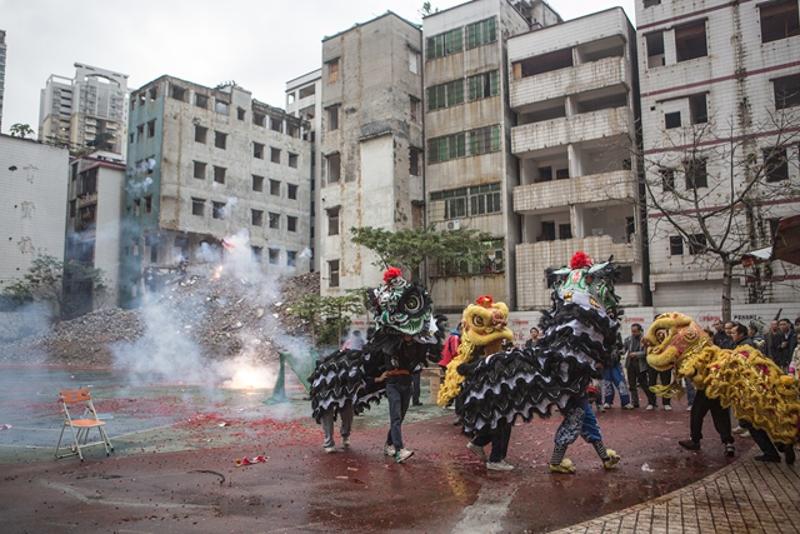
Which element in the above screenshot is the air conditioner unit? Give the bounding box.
[446,220,461,231]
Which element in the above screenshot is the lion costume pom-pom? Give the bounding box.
[569,251,593,270]
[383,266,402,284]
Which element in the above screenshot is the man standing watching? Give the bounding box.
[624,323,655,409]
[524,327,540,349]
[774,318,797,371]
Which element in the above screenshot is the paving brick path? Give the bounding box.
[552,454,800,534]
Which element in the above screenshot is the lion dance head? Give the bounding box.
[644,312,710,372]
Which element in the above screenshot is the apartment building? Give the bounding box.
[0,30,6,130]
[121,77,312,306]
[0,134,69,291]
[422,0,561,313]
[508,7,645,310]
[286,69,322,272]
[38,63,128,155]
[64,152,126,316]
[317,12,424,296]
[637,0,800,307]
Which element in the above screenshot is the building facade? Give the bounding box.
[0,30,6,131]
[120,77,312,306]
[64,152,126,316]
[636,0,800,307]
[508,7,646,309]
[286,68,322,272]
[38,63,128,155]
[422,0,561,313]
[0,134,69,291]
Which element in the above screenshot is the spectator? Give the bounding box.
[601,334,633,410]
[524,327,540,349]
[623,323,655,409]
[438,323,461,372]
[773,318,797,371]
[790,342,800,380]
[765,320,781,360]
[647,362,673,411]
[711,320,731,349]
[720,322,736,349]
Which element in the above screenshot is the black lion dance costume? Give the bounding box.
[442,252,623,472]
[309,267,443,452]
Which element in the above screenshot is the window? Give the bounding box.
[660,167,676,191]
[466,17,497,49]
[764,146,789,182]
[675,20,708,62]
[212,201,226,219]
[191,197,205,216]
[195,93,208,109]
[410,96,420,122]
[689,94,708,124]
[270,116,282,133]
[427,80,464,111]
[684,158,708,189]
[328,260,340,287]
[467,70,500,101]
[288,153,298,168]
[270,147,281,163]
[287,250,297,267]
[269,248,280,265]
[213,166,226,184]
[269,212,280,229]
[253,142,264,159]
[214,131,227,149]
[299,85,315,98]
[252,175,264,192]
[327,206,340,236]
[688,233,707,255]
[773,73,800,109]
[559,224,573,240]
[326,105,339,130]
[327,58,339,84]
[129,133,134,144]
[408,50,420,74]
[468,125,501,156]
[251,209,264,226]
[665,111,682,129]
[428,132,466,163]
[193,161,206,180]
[144,195,152,214]
[195,125,208,143]
[133,199,141,217]
[270,179,281,196]
[644,0,661,7]
[669,236,683,255]
[760,0,800,43]
[136,124,144,141]
[148,87,158,101]
[170,84,186,101]
[212,100,229,116]
[252,246,263,262]
[288,183,298,200]
[326,153,341,183]
[427,28,463,59]
[286,122,299,138]
[556,168,569,179]
[237,107,246,121]
[253,112,266,127]
[287,216,297,232]
[431,183,501,219]
[645,31,665,68]
[147,120,156,138]
[410,147,421,176]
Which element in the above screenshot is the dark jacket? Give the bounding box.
[623,334,647,373]
[773,331,797,367]
[713,331,733,349]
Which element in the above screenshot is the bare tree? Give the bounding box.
[640,108,800,320]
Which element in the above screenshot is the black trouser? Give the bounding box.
[472,420,512,462]
[690,390,733,444]
[647,368,672,406]
[626,363,655,407]
[386,378,412,450]
[740,420,779,458]
[412,371,421,404]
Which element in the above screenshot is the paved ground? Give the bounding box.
[0,363,769,533]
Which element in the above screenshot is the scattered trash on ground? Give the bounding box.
[641,463,655,473]
[234,454,268,467]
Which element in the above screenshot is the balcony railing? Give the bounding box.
[511,107,632,155]
[513,170,635,213]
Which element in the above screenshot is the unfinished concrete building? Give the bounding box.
[318,12,424,296]
[422,0,561,312]
[0,30,6,130]
[121,77,312,307]
[637,0,800,307]
[285,69,322,272]
[38,63,129,155]
[64,152,126,316]
[509,7,645,309]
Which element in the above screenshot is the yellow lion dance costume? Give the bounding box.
[437,295,514,407]
[645,312,800,445]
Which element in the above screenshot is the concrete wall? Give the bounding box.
[0,135,69,290]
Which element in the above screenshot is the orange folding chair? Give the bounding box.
[55,388,114,461]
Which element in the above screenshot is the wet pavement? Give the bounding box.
[0,365,760,533]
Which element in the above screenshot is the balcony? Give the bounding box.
[510,57,628,109]
[511,107,632,156]
[513,170,635,213]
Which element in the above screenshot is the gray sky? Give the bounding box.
[0,0,635,134]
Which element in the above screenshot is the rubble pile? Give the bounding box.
[276,272,320,336]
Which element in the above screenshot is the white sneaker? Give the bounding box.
[686,405,693,412]
[733,426,744,434]
[384,444,396,457]
[324,446,336,454]
[664,405,672,411]
[395,448,414,463]
[623,403,634,410]
[646,404,655,411]
[342,437,350,449]
[486,461,514,471]
[466,442,487,461]
[602,403,611,410]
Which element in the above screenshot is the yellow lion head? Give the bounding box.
[461,295,514,351]
[644,312,710,372]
